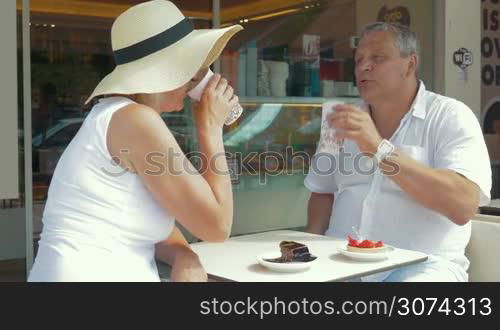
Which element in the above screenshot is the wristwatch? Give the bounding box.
[374,139,395,165]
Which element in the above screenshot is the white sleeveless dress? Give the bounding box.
[28,97,175,282]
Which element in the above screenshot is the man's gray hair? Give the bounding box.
[360,22,419,67]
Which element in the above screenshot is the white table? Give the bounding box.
[190,230,428,282]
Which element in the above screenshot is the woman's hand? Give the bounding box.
[193,74,239,131]
[170,248,208,282]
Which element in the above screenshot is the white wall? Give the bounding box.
[0,0,25,262]
[434,0,481,118]
[0,0,19,199]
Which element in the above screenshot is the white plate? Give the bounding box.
[256,251,318,273]
[337,245,395,262]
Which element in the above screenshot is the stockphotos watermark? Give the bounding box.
[101,147,400,184]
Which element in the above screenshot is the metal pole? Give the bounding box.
[212,0,221,73]
[22,0,34,276]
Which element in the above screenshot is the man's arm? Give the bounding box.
[332,105,482,226]
[381,152,480,225]
[306,192,334,234]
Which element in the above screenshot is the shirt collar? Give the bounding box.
[410,80,427,120]
[363,80,428,120]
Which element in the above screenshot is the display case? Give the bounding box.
[220,96,361,238]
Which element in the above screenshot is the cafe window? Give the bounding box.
[26,0,438,250]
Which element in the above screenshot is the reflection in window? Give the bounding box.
[224,104,282,147]
[220,0,358,99]
[41,123,82,148]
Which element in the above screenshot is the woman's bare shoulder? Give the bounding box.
[113,102,162,124]
[107,103,176,157]
[109,103,171,137]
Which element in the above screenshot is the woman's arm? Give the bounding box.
[155,226,207,282]
[107,75,237,242]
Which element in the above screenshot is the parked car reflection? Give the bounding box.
[32,113,195,200]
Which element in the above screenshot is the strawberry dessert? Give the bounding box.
[347,235,387,253]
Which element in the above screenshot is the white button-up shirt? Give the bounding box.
[305,82,492,273]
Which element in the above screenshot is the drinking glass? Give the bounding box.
[188,68,244,126]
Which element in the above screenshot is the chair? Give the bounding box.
[465,214,500,282]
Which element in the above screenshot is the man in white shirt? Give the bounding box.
[304,22,492,282]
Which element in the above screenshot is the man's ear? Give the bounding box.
[407,54,418,77]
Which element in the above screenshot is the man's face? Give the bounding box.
[354,31,416,104]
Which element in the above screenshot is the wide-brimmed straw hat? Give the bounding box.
[85,0,243,104]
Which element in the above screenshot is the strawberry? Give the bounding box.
[348,236,384,248]
[357,240,375,248]
[347,235,359,247]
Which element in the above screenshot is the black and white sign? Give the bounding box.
[453,47,474,70]
[454,47,473,82]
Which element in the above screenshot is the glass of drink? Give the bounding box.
[317,100,344,155]
[317,99,363,155]
[188,68,244,126]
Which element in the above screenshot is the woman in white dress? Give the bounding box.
[28,0,243,282]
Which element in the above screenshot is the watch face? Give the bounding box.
[380,142,392,153]
[381,140,394,152]
[376,140,394,164]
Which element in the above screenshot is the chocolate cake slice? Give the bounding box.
[264,241,317,263]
